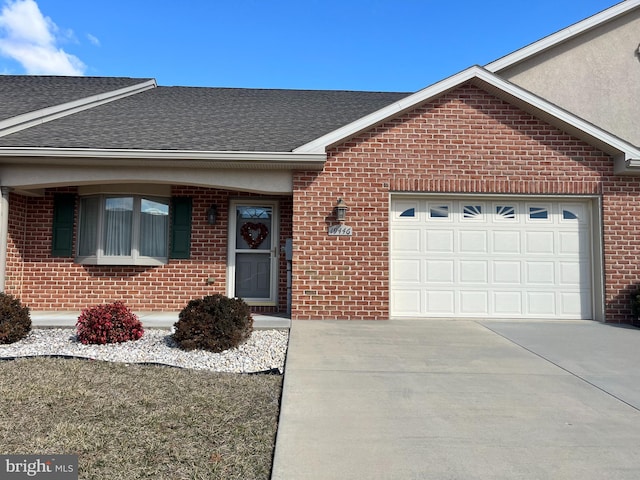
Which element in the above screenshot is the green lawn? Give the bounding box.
[0,357,282,479]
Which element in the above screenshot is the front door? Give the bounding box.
[228,200,279,304]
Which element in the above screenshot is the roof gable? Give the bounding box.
[0,75,153,120]
[0,76,156,138]
[293,66,640,172]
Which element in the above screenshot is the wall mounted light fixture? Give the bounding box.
[335,197,348,222]
[207,205,218,225]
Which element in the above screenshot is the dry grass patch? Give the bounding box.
[0,357,282,479]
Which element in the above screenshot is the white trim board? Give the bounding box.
[0,79,157,137]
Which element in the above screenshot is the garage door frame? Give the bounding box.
[389,193,604,321]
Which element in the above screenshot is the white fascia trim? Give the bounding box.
[0,79,157,137]
[485,0,640,72]
[0,147,326,164]
[294,65,640,162]
[621,158,640,174]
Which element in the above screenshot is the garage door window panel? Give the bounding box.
[527,205,551,222]
[561,204,586,223]
[495,205,517,221]
[462,204,484,221]
[428,204,450,220]
[395,201,419,220]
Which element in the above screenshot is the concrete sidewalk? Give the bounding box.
[30,311,291,330]
[271,319,640,480]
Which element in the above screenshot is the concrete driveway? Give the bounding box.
[271,319,640,479]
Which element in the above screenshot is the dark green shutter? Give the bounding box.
[170,197,192,259]
[51,194,76,257]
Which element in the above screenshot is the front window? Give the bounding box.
[77,195,169,265]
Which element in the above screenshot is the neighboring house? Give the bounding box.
[0,0,639,322]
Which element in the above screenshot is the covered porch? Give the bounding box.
[0,151,316,317]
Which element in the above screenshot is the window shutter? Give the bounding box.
[51,194,76,257]
[170,197,192,259]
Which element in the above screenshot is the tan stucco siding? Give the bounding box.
[498,9,640,147]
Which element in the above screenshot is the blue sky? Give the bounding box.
[0,0,621,91]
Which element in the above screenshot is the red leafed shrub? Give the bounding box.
[76,301,143,345]
[0,292,31,344]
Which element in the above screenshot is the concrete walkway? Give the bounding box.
[271,319,640,480]
[30,311,291,330]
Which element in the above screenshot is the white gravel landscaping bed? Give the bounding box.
[0,328,289,374]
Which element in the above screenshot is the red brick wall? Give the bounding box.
[6,186,292,312]
[292,84,640,322]
[6,85,640,322]
[6,192,27,288]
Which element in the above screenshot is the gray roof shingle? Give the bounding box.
[0,83,410,152]
[0,75,153,120]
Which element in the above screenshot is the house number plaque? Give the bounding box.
[328,224,353,236]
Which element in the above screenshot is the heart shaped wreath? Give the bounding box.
[240,222,269,249]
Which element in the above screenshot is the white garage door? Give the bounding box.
[390,197,593,319]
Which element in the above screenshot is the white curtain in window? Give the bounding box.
[140,212,168,257]
[78,197,99,257]
[139,198,168,257]
[104,197,133,256]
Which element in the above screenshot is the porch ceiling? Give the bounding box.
[0,151,317,194]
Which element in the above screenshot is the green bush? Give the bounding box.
[76,301,144,345]
[172,295,253,353]
[0,293,31,344]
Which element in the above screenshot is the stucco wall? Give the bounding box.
[292,84,640,322]
[497,8,640,147]
[5,186,292,312]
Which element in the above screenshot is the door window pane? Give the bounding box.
[236,206,272,249]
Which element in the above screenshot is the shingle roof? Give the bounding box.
[0,75,152,120]
[0,84,410,152]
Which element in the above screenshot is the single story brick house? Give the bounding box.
[0,1,639,322]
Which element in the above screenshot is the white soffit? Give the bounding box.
[485,0,640,72]
[0,79,157,137]
[294,65,640,164]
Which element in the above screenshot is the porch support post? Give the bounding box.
[0,187,11,291]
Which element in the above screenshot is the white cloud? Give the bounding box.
[87,33,100,46]
[0,0,85,75]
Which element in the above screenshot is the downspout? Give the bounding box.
[0,187,10,291]
[283,238,293,316]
